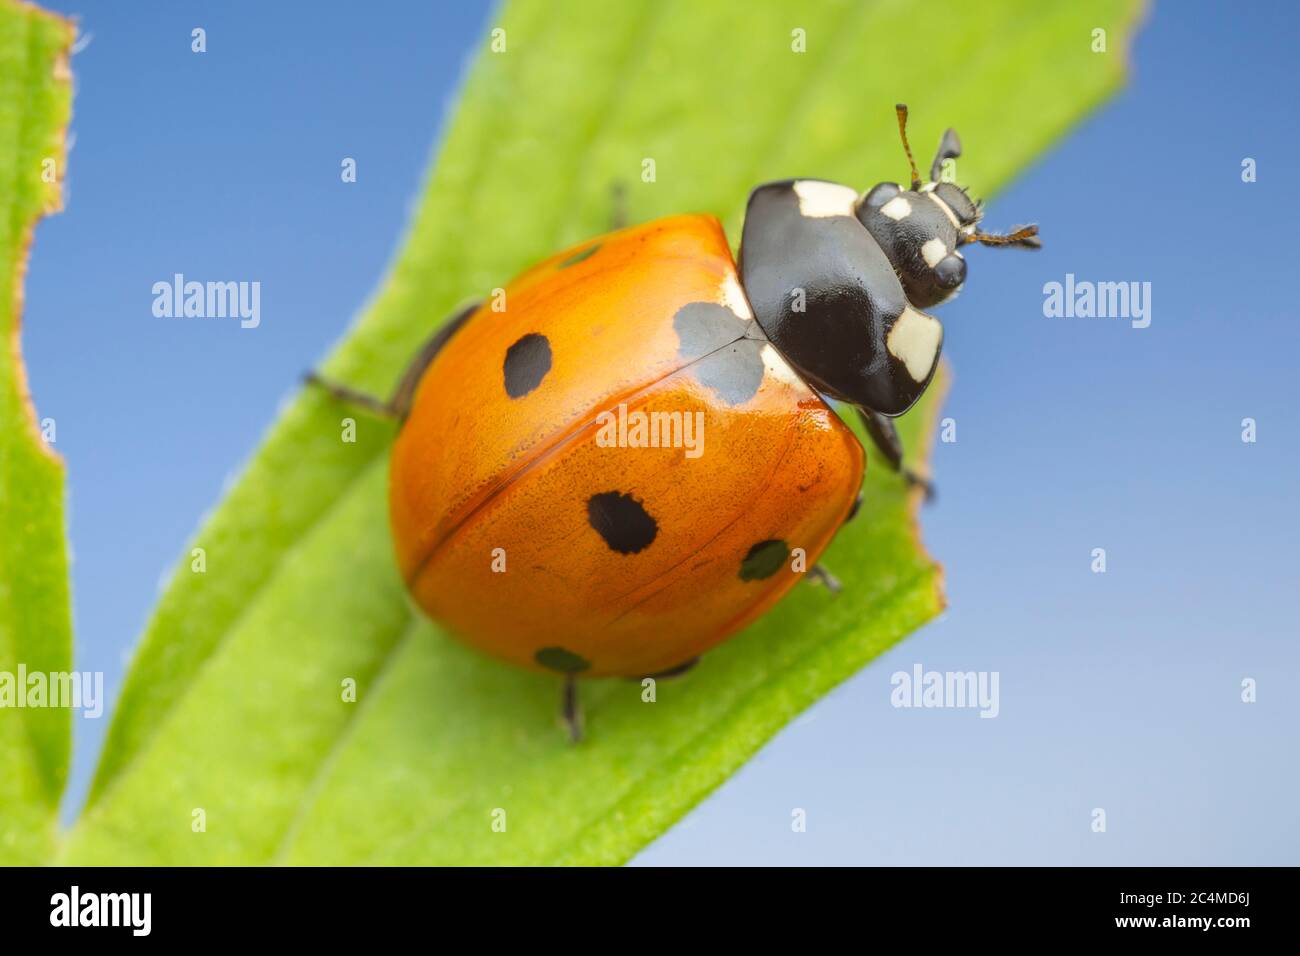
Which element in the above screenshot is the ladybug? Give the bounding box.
[309,105,1039,740]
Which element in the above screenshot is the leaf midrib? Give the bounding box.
[269,620,420,864]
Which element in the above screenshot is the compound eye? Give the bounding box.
[934,253,966,289]
[934,183,980,225]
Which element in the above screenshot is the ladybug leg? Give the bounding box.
[561,675,584,743]
[808,565,842,594]
[855,406,936,502]
[385,300,479,419]
[632,657,699,681]
[301,374,398,419]
[304,300,480,420]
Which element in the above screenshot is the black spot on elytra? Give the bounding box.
[739,539,789,581]
[693,340,766,406]
[503,333,552,398]
[672,301,770,406]
[673,301,749,357]
[558,243,600,268]
[587,491,657,555]
[535,646,591,674]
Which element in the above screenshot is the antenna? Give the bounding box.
[964,224,1042,249]
[895,104,922,190]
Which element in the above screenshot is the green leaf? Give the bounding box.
[61,0,1140,865]
[0,0,74,865]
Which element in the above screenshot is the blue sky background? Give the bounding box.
[22,1,1298,864]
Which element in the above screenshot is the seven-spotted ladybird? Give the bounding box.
[309,105,1040,740]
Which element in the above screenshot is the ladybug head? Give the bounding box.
[855,104,1040,308]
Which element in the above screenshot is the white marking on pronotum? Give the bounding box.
[760,343,807,389]
[921,238,948,268]
[886,307,942,382]
[720,272,755,320]
[879,196,912,221]
[792,180,859,218]
[926,191,960,229]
